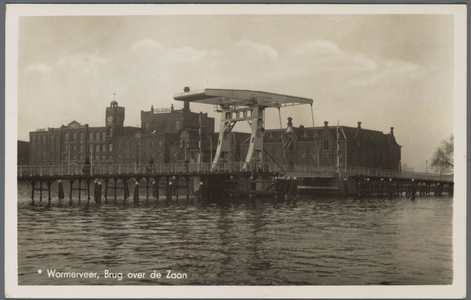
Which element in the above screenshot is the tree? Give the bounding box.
[431,135,454,173]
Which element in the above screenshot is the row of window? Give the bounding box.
[143,120,180,131]
[122,140,162,149]
[119,152,162,159]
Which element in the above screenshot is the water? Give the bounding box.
[17,182,453,285]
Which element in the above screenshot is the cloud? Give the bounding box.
[350,59,420,87]
[290,40,377,71]
[56,53,107,76]
[292,40,339,56]
[24,63,53,75]
[131,38,165,51]
[236,40,278,60]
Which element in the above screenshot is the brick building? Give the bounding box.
[28,99,216,166]
[18,140,29,165]
[241,117,401,171]
[27,99,400,171]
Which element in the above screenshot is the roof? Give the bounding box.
[259,125,397,145]
[174,88,313,107]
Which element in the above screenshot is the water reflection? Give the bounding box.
[17,191,453,285]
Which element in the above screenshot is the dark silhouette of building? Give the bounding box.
[17,140,29,165]
[28,97,400,171]
[28,98,215,166]
[241,118,401,171]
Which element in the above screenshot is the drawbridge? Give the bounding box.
[174,88,313,171]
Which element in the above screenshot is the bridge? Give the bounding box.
[17,88,454,204]
[17,162,453,182]
[17,162,453,205]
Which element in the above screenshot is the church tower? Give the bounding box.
[105,100,125,141]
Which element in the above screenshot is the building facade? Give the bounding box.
[27,100,400,170]
[241,118,402,171]
[28,100,216,166]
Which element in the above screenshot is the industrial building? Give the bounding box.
[27,95,401,171]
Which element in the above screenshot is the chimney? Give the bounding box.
[183,87,190,111]
[171,104,174,112]
[151,105,154,113]
[324,121,329,128]
[390,127,394,135]
[357,121,362,129]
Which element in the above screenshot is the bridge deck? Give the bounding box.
[17,163,453,183]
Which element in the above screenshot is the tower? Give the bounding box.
[105,100,125,141]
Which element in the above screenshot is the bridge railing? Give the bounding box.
[17,162,259,177]
[344,166,453,181]
[17,163,453,182]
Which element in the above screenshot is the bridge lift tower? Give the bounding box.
[174,88,313,171]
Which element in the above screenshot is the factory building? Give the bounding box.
[27,98,400,171]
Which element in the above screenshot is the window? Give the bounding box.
[89,132,93,140]
[95,132,100,140]
[96,145,100,152]
[324,140,329,150]
[144,141,148,149]
[73,133,77,140]
[102,132,106,140]
[175,120,180,130]
[158,140,162,148]
[80,144,84,152]
[80,132,84,141]
[109,144,113,152]
[102,145,106,152]
[150,141,154,149]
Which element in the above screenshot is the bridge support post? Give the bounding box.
[104,178,109,203]
[343,178,348,198]
[30,180,37,205]
[68,179,74,205]
[185,177,190,204]
[114,179,117,203]
[133,182,139,205]
[410,179,416,200]
[39,180,43,205]
[175,176,179,203]
[46,180,53,206]
[145,178,150,203]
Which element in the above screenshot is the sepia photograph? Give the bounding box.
[5,4,467,299]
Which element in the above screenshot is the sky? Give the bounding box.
[17,14,454,172]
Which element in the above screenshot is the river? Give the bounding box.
[17,182,453,285]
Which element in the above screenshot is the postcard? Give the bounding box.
[5,4,467,299]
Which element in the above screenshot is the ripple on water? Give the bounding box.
[17,193,453,285]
